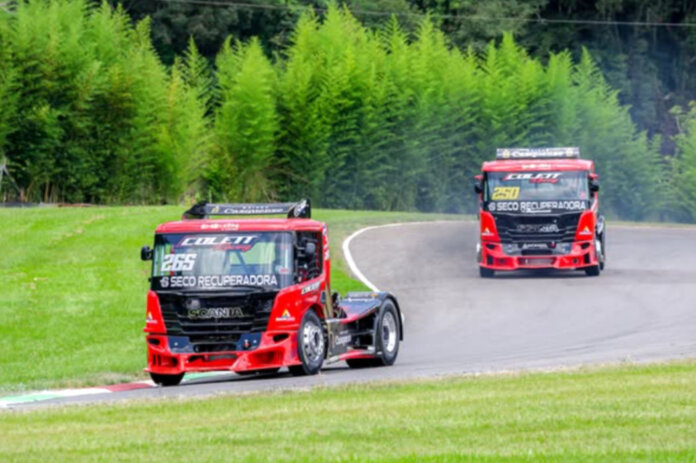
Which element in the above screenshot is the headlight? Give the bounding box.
[503,243,518,254]
[558,243,572,254]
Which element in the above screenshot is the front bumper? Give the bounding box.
[146,331,300,375]
[479,240,598,271]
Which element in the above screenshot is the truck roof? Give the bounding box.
[482,159,595,173]
[156,218,325,234]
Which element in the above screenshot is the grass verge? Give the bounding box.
[2,361,695,462]
[0,206,459,392]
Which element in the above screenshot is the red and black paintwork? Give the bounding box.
[473,148,606,277]
[141,201,402,384]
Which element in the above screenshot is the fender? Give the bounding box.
[341,291,403,340]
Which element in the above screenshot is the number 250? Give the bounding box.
[491,187,520,200]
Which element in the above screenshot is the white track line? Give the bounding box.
[342,220,459,292]
[343,223,404,291]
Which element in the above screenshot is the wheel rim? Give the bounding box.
[301,319,324,364]
[381,311,397,353]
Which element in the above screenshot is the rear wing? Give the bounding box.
[183,199,311,220]
[496,147,580,160]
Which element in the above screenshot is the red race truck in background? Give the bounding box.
[474,147,606,278]
[140,200,402,386]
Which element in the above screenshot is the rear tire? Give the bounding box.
[585,265,600,277]
[479,267,495,278]
[289,310,325,376]
[150,372,184,387]
[373,299,401,367]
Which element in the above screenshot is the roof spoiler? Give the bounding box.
[183,199,311,220]
[496,147,580,160]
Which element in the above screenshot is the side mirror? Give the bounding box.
[589,177,600,193]
[141,245,153,261]
[473,176,483,195]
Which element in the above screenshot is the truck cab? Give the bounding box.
[474,147,606,277]
[140,200,402,386]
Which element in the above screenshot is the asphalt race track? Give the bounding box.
[11,221,696,408]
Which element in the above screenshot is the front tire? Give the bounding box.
[598,232,606,271]
[150,372,184,387]
[586,234,605,277]
[479,267,495,278]
[289,310,325,376]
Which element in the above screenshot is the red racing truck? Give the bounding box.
[474,147,606,278]
[140,200,402,386]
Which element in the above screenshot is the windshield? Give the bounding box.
[486,171,589,201]
[152,232,293,291]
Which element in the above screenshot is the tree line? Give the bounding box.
[99,0,696,154]
[0,0,694,221]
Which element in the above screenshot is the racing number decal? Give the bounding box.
[491,186,520,201]
[161,254,197,272]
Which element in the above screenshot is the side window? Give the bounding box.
[295,231,322,283]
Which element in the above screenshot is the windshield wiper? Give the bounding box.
[226,285,277,292]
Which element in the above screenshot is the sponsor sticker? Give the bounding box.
[275,309,295,322]
[159,274,278,289]
[521,243,549,250]
[490,200,585,213]
[301,281,321,295]
[177,234,258,252]
[188,307,245,319]
[516,223,560,233]
[503,172,562,183]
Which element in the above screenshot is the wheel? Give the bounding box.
[586,233,605,277]
[150,372,184,387]
[598,232,606,271]
[373,299,401,366]
[479,267,495,278]
[289,310,325,376]
[585,265,600,277]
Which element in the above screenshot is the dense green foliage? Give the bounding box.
[0,1,207,203]
[103,1,696,147]
[672,106,696,221]
[0,0,693,220]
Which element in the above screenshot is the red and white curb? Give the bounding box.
[0,372,227,408]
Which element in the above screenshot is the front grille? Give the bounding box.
[158,292,275,352]
[494,212,581,244]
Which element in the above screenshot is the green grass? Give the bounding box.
[2,362,696,462]
[0,206,459,392]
